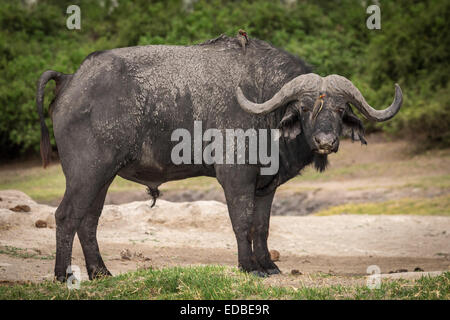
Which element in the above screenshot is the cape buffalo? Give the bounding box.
[36,34,402,281]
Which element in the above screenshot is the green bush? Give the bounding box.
[0,0,448,158]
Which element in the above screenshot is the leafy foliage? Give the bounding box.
[0,0,448,158]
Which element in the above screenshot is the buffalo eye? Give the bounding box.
[301,105,311,112]
[337,106,345,114]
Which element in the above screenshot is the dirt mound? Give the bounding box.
[0,190,55,231]
[100,199,230,231]
[0,189,230,232]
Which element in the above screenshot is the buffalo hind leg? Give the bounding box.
[77,180,113,280]
[54,165,117,282]
[252,191,280,275]
[54,196,81,282]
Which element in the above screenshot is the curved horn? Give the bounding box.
[326,75,403,122]
[236,73,322,115]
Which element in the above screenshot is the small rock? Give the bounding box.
[10,205,31,212]
[35,220,47,228]
[414,267,424,272]
[0,223,11,231]
[120,248,132,260]
[134,251,151,262]
[0,197,2,201]
[291,269,302,275]
[269,249,280,262]
[45,214,56,229]
[389,268,408,274]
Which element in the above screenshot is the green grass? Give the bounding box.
[295,160,450,183]
[161,176,219,191]
[0,266,448,300]
[402,175,450,190]
[315,195,450,216]
[0,164,144,202]
[0,163,219,203]
[294,164,378,181]
[0,246,54,260]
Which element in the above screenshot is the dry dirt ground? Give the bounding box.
[0,190,449,288]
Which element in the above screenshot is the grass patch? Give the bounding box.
[160,177,220,191]
[315,195,450,216]
[295,160,448,182]
[0,165,67,202]
[0,163,219,203]
[0,164,144,202]
[402,175,450,190]
[0,246,54,260]
[294,163,379,181]
[0,266,448,300]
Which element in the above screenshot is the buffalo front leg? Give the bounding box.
[252,191,280,275]
[216,166,265,276]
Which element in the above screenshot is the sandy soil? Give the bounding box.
[0,190,449,286]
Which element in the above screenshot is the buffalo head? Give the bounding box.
[236,73,402,156]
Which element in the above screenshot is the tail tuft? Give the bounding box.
[39,123,51,168]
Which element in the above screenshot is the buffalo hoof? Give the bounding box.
[55,272,74,283]
[266,268,281,275]
[239,263,268,278]
[250,270,269,278]
[89,266,112,280]
[256,259,281,275]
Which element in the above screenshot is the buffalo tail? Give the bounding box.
[36,70,67,168]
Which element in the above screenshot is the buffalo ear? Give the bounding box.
[279,102,301,140]
[342,104,367,145]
